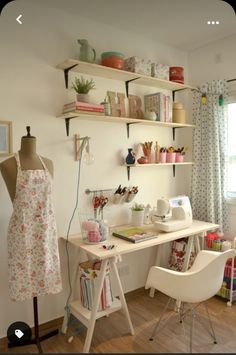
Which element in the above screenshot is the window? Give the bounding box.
[227,102,236,199]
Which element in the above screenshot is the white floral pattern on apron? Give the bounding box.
[7,152,62,301]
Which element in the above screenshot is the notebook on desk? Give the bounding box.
[112,227,158,243]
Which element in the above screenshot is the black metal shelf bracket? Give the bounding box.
[126,122,139,139]
[172,127,182,140]
[65,118,71,136]
[172,88,188,101]
[173,165,176,177]
[125,77,140,97]
[64,64,79,88]
[127,166,131,180]
[64,117,78,136]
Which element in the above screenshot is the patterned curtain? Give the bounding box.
[191,80,229,233]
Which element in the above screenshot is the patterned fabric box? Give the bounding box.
[168,237,196,271]
[124,56,151,76]
[151,63,169,80]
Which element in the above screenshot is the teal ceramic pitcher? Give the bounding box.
[78,39,96,63]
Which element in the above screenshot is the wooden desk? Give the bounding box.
[61,220,219,353]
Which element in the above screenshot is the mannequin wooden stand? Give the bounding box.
[8,297,59,353]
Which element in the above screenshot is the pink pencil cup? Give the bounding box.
[159,152,167,163]
[166,152,176,163]
[175,153,184,162]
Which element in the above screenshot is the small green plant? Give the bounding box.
[131,203,145,211]
[72,76,96,94]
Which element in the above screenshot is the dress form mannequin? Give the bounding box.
[0,126,53,202]
[0,127,61,352]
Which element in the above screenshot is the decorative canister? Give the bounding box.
[169,66,184,84]
[101,52,125,69]
[172,102,186,124]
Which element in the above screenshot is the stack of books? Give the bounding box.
[79,260,113,311]
[63,101,105,116]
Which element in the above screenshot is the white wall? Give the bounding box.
[0,0,191,337]
[189,34,236,238]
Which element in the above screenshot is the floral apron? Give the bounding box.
[7,152,62,301]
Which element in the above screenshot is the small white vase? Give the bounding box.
[131,210,144,226]
[76,93,90,103]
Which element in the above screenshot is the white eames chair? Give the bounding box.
[145,249,235,353]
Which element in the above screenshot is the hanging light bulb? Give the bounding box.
[201,93,207,105]
[83,138,94,165]
[219,94,224,106]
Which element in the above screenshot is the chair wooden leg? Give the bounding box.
[149,297,172,341]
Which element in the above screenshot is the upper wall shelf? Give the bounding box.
[56,59,197,92]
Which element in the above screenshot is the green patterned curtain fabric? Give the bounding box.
[191,80,229,233]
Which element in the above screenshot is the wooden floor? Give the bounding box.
[1,288,236,353]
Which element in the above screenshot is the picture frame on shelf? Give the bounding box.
[0,120,13,156]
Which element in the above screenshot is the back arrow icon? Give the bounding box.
[16,14,22,24]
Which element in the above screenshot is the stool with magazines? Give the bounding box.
[79,260,113,310]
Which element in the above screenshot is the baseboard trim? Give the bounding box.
[0,316,63,352]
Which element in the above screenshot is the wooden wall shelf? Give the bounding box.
[56,59,197,92]
[125,162,194,180]
[58,112,195,137]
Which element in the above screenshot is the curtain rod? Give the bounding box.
[227,79,236,83]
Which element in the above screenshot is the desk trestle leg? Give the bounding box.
[83,259,109,353]
[110,258,135,335]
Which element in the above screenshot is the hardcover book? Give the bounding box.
[112,227,158,243]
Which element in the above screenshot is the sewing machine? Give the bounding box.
[154,195,192,232]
